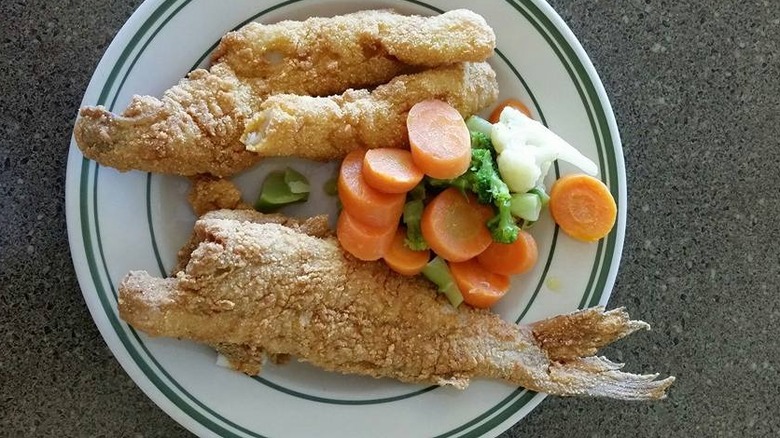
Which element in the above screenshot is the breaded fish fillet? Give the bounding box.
[119,210,674,400]
[242,62,499,161]
[214,9,496,95]
[76,63,256,177]
[74,9,496,176]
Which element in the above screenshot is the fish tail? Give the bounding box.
[518,307,675,400]
[547,356,676,400]
[531,306,649,361]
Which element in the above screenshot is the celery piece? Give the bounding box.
[510,193,542,222]
[465,115,493,137]
[422,257,464,308]
[254,169,309,213]
[284,167,310,194]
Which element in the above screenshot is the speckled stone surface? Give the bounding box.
[1,0,778,437]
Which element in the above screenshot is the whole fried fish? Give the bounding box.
[74,9,496,176]
[118,210,674,400]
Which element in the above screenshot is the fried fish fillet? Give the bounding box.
[214,9,496,94]
[118,210,674,400]
[74,9,496,176]
[242,62,499,161]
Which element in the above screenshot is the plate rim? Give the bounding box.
[65,0,626,437]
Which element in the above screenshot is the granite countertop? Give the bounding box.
[1,0,778,436]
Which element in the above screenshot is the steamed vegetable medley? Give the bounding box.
[284,98,616,309]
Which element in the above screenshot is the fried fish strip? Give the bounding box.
[75,64,257,177]
[242,62,499,161]
[214,9,496,95]
[74,9,496,176]
[119,210,674,399]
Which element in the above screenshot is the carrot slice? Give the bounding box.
[477,231,538,276]
[407,100,471,179]
[421,187,494,262]
[383,227,431,276]
[489,98,532,123]
[338,149,406,228]
[362,148,424,194]
[449,258,511,309]
[336,210,396,261]
[549,174,617,242]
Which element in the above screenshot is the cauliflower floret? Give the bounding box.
[491,107,598,193]
[497,147,540,193]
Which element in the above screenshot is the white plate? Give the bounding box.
[66,0,626,437]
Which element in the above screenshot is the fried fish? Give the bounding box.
[74,9,497,176]
[118,209,674,400]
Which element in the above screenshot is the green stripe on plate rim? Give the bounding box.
[80,4,256,438]
[501,0,609,311]
[76,0,621,436]
[84,2,269,436]
[510,0,619,308]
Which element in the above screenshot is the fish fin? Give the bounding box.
[531,307,650,361]
[213,343,267,375]
[548,356,675,400]
[435,374,471,390]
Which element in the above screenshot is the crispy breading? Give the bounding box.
[73,9,496,176]
[242,62,499,160]
[187,174,252,217]
[119,210,674,400]
[172,210,331,274]
[75,64,257,177]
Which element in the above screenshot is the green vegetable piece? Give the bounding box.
[254,168,309,213]
[284,167,310,194]
[487,198,519,244]
[469,148,505,204]
[426,175,472,194]
[470,131,494,152]
[323,177,338,196]
[465,115,493,137]
[423,138,520,244]
[468,149,519,243]
[403,199,428,251]
[422,256,464,307]
[529,185,550,207]
[510,193,542,222]
[408,181,427,201]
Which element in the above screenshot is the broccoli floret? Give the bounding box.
[469,149,504,204]
[487,199,520,243]
[425,132,521,244]
[470,130,494,151]
[469,149,520,243]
